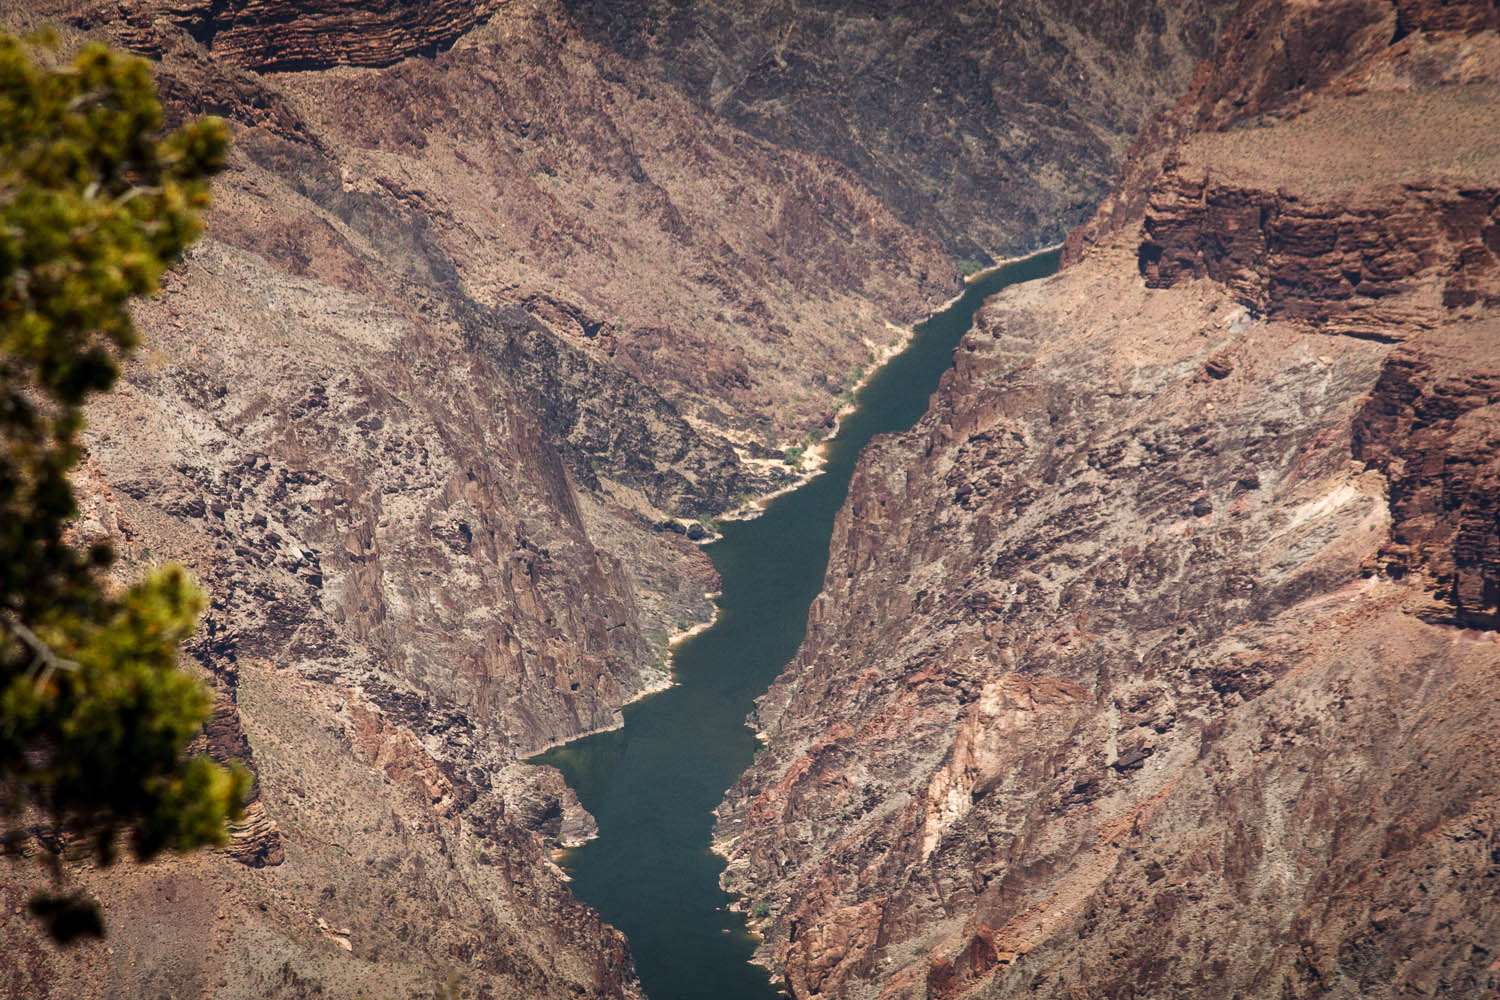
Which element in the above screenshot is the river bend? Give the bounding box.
[537,248,1062,1000]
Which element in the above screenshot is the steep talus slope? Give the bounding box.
[718,6,1500,998]
[561,0,1238,258]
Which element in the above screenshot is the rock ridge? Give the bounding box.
[561,0,1239,258]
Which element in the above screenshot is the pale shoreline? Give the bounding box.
[719,243,1064,524]
[522,604,721,760]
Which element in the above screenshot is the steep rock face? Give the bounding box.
[187,668,286,868]
[561,0,1238,257]
[718,5,1500,998]
[1065,0,1500,257]
[1398,0,1500,34]
[70,0,508,70]
[36,254,646,998]
[0,656,641,1000]
[0,0,1244,992]
[1354,323,1500,627]
[1137,86,1500,334]
[87,244,657,755]
[239,2,953,457]
[0,0,955,993]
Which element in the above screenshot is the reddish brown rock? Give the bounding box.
[1354,321,1500,627]
[560,0,1239,260]
[71,0,508,70]
[718,4,1500,999]
[1137,168,1500,333]
[185,668,286,868]
[1397,0,1500,35]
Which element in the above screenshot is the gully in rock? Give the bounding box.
[536,248,1062,999]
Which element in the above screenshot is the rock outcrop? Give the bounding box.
[1354,322,1500,628]
[0,0,1258,992]
[1137,88,1500,334]
[718,4,1500,998]
[189,668,287,869]
[69,0,509,70]
[563,0,1239,258]
[0,0,952,994]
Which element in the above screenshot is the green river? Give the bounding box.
[536,248,1061,1000]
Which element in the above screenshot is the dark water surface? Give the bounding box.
[535,248,1061,1000]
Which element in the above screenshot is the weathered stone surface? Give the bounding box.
[69,0,509,70]
[1354,321,1500,627]
[1397,0,1500,34]
[718,244,1426,998]
[562,0,1239,258]
[0,0,1263,993]
[1136,85,1500,334]
[0,0,947,993]
[718,5,1500,998]
[187,669,287,868]
[1065,0,1500,259]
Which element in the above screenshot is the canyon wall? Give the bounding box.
[718,4,1500,998]
[68,0,511,70]
[0,0,1243,993]
[562,0,1238,258]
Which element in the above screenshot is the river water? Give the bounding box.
[536,248,1061,1000]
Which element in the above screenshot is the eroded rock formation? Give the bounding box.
[0,0,1321,992]
[0,0,955,993]
[68,0,510,70]
[562,0,1239,258]
[1354,323,1500,628]
[718,4,1500,998]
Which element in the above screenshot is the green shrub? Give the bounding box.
[0,30,246,942]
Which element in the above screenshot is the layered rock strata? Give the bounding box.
[70,0,509,70]
[0,0,947,994]
[1354,322,1500,628]
[718,5,1500,998]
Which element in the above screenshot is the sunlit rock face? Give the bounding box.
[718,5,1500,998]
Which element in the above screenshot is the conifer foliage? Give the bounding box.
[0,31,247,940]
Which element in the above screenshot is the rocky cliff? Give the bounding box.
[562,0,1238,259]
[718,4,1500,998]
[0,0,947,994]
[0,0,1246,993]
[68,0,509,70]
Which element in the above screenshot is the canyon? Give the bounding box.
[3,0,1496,998]
[562,0,1233,259]
[0,0,1235,998]
[717,2,1500,998]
